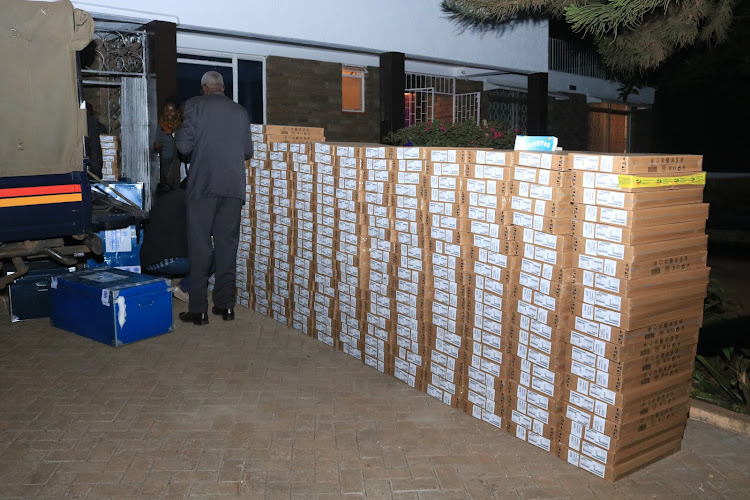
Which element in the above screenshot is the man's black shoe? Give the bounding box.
[179,312,209,325]
[211,306,235,321]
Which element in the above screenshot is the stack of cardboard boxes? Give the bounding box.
[100,134,119,181]
[237,126,708,482]
[505,151,574,452]
[558,153,708,480]
[461,150,514,429]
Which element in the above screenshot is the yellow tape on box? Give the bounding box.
[618,172,706,189]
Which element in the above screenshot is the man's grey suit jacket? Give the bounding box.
[176,92,253,201]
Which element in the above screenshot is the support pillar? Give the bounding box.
[527,72,548,136]
[146,21,178,111]
[379,52,405,141]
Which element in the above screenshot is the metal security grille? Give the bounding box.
[81,26,151,203]
[405,88,435,127]
[405,73,454,95]
[454,92,481,125]
[486,89,527,131]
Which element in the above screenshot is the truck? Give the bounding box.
[0,0,147,288]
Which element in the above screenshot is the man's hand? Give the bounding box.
[154,142,163,153]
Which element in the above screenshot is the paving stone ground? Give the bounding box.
[0,294,749,499]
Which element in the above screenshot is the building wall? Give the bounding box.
[265,56,380,143]
[75,0,548,74]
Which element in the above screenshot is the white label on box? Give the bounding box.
[511,196,533,213]
[581,441,608,465]
[566,405,592,426]
[600,156,614,172]
[569,434,581,452]
[599,207,628,226]
[583,188,597,205]
[533,200,546,216]
[582,171,596,188]
[105,227,132,252]
[530,184,553,201]
[596,241,625,260]
[579,455,606,478]
[595,173,619,189]
[101,289,110,306]
[573,154,599,171]
[569,390,595,412]
[594,400,608,419]
[584,205,598,222]
[597,190,625,209]
[538,170,551,186]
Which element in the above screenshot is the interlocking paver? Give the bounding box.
[0,297,749,499]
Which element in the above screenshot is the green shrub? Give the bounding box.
[384,120,521,150]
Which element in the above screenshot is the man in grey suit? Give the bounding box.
[175,71,253,325]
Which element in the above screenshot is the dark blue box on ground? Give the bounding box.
[50,267,173,347]
[9,265,75,322]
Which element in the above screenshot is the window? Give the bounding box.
[342,66,366,112]
[177,51,265,124]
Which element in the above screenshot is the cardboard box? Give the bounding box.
[574,234,708,266]
[572,266,710,297]
[556,423,685,481]
[510,195,574,218]
[511,181,574,204]
[569,313,703,349]
[512,166,572,187]
[572,185,705,210]
[573,203,709,227]
[572,170,706,193]
[513,151,569,170]
[466,149,514,166]
[572,218,707,245]
[569,152,702,174]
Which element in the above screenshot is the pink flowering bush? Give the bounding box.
[384,120,521,149]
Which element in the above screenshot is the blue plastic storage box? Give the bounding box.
[50,267,173,347]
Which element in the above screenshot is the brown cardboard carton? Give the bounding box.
[573,234,708,265]
[570,313,703,349]
[572,218,707,245]
[509,195,574,218]
[507,419,560,452]
[572,185,705,210]
[569,152,702,174]
[573,203,709,227]
[555,423,685,481]
[572,281,708,323]
[572,170,706,193]
[511,256,577,285]
[571,294,704,332]
[572,266,710,298]
[513,151,569,170]
[466,149,514,166]
[511,181,574,205]
[512,228,576,253]
[510,212,573,235]
[562,373,692,424]
[566,355,694,396]
[567,341,698,391]
[512,165,573,186]
[388,147,469,162]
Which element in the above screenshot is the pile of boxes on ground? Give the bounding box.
[239,124,709,481]
[99,134,119,181]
